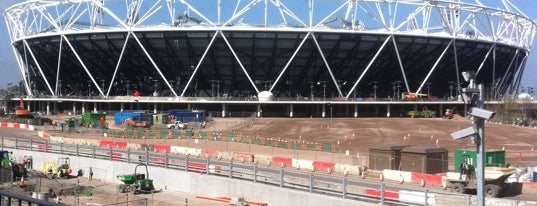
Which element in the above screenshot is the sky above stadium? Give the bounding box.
[0,0,536,92]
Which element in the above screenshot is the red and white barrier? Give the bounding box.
[0,122,34,131]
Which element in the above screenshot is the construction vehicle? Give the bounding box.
[117,164,159,194]
[0,150,27,181]
[42,157,72,179]
[446,165,515,197]
[122,118,151,129]
[14,97,29,116]
[443,107,457,119]
[166,120,186,130]
[402,92,427,101]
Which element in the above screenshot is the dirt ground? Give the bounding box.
[46,115,537,167]
[7,115,536,205]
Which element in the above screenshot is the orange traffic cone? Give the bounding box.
[518,152,523,162]
[19,176,26,187]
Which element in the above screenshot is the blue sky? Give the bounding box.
[1,0,536,91]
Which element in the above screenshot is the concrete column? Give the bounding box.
[93,102,98,113]
[354,104,358,118]
[440,104,443,117]
[129,102,133,110]
[188,103,192,110]
[27,104,30,113]
[257,104,261,118]
[46,102,50,116]
[120,103,124,112]
[154,103,158,114]
[82,102,85,114]
[414,104,418,111]
[72,103,76,116]
[53,102,58,115]
[322,104,326,118]
[222,104,226,117]
[387,104,391,118]
[289,104,294,118]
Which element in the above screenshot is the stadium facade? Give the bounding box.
[3,0,536,117]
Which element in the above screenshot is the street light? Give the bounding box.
[317,81,327,100]
[448,81,454,100]
[370,81,378,100]
[309,82,315,101]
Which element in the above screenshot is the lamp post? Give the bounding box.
[448,81,454,100]
[317,81,327,100]
[371,81,378,100]
[125,80,131,96]
[309,82,315,101]
[58,80,63,97]
[169,80,175,97]
[153,78,159,96]
[87,80,92,96]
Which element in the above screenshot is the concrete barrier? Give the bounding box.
[235,152,254,163]
[292,159,314,171]
[399,190,436,205]
[313,161,335,173]
[411,173,443,187]
[335,163,360,176]
[382,169,412,183]
[272,156,292,167]
[254,154,272,166]
[154,145,171,153]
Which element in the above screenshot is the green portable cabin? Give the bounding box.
[454,149,505,172]
[82,113,107,128]
[152,114,169,125]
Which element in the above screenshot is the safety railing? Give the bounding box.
[0,137,535,206]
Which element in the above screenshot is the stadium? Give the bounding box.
[3,0,536,117]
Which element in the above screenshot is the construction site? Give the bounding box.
[0,105,535,205]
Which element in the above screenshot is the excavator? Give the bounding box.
[444,107,458,119]
[122,118,151,129]
[42,157,72,179]
[15,97,29,116]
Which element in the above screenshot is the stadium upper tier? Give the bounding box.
[4,0,536,100]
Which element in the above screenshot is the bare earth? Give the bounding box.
[9,116,535,205]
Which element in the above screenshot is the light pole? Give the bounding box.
[58,80,63,97]
[317,81,327,100]
[125,80,131,96]
[448,81,454,100]
[153,79,159,96]
[87,80,92,96]
[169,80,175,97]
[309,82,315,101]
[371,81,378,100]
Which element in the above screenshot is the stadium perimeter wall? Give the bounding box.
[10,149,370,206]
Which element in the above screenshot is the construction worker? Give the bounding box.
[23,156,28,169]
[89,167,93,181]
[27,155,32,169]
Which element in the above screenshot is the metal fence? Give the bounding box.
[0,137,535,206]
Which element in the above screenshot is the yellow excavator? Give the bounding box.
[42,157,72,179]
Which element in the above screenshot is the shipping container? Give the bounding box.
[400,146,448,174]
[368,143,410,170]
[169,110,206,123]
[454,149,505,172]
[114,111,144,125]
